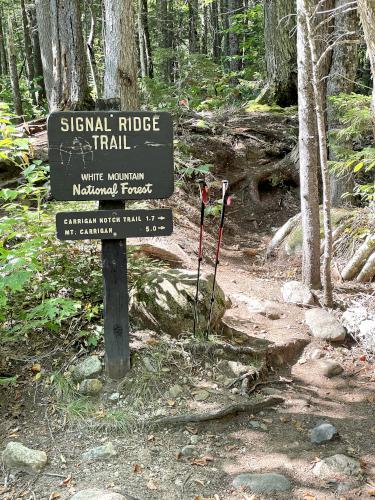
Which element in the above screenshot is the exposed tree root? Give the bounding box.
[357,251,375,282]
[150,396,284,427]
[267,212,302,257]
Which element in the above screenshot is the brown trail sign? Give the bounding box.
[48,111,174,379]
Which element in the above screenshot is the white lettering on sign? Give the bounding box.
[60,115,160,133]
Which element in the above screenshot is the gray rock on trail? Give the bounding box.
[2,442,47,474]
[72,356,102,382]
[313,454,362,480]
[81,442,117,461]
[281,281,315,306]
[129,269,229,336]
[310,422,338,444]
[181,445,197,457]
[70,490,126,500]
[79,378,103,396]
[232,294,282,320]
[317,359,344,378]
[305,309,346,342]
[233,472,292,493]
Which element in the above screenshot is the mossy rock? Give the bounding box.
[129,268,230,337]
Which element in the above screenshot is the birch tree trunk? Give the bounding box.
[258,0,297,106]
[7,16,23,121]
[87,4,100,97]
[103,0,139,110]
[35,0,53,108]
[327,0,359,206]
[357,0,375,138]
[296,0,321,290]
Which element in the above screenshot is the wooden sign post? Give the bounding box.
[48,111,174,379]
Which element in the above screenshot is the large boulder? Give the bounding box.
[130,269,229,336]
[2,442,47,474]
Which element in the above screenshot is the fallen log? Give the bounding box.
[341,235,375,281]
[150,396,284,426]
[356,251,375,282]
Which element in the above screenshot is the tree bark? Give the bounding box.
[35,0,54,108]
[103,0,139,110]
[296,0,321,290]
[87,4,100,97]
[357,0,375,138]
[0,14,8,76]
[211,0,221,62]
[138,0,153,78]
[304,0,333,307]
[259,0,297,106]
[7,17,23,121]
[221,0,230,69]
[50,0,91,110]
[20,0,35,102]
[228,0,241,75]
[188,0,199,53]
[157,0,174,82]
[201,4,208,55]
[327,0,359,207]
[26,2,46,100]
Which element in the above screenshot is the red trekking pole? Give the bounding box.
[193,180,209,336]
[205,180,230,339]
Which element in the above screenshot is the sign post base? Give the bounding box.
[100,200,130,379]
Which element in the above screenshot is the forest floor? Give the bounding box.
[1,119,375,500]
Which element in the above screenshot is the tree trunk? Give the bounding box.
[0,14,8,76]
[138,0,147,79]
[201,4,208,55]
[158,0,174,82]
[327,0,359,207]
[26,3,46,100]
[188,0,199,53]
[103,0,139,110]
[221,0,230,68]
[304,0,333,306]
[258,0,297,106]
[296,0,321,290]
[87,4,100,96]
[7,17,23,121]
[49,0,91,110]
[35,0,53,108]
[357,0,375,138]
[20,0,35,103]
[211,0,221,63]
[139,0,153,78]
[228,0,241,75]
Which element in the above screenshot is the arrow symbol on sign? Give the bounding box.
[158,216,166,220]
[158,226,165,230]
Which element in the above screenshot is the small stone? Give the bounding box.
[317,359,343,378]
[2,442,47,474]
[249,420,260,429]
[195,390,210,401]
[79,378,103,396]
[181,445,196,457]
[190,435,200,445]
[169,384,183,398]
[70,490,126,500]
[282,281,315,306]
[72,356,102,382]
[82,442,117,461]
[233,472,291,493]
[227,360,251,377]
[310,422,338,444]
[313,454,362,480]
[260,423,268,431]
[305,309,346,342]
[311,348,324,360]
[109,392,120,401]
